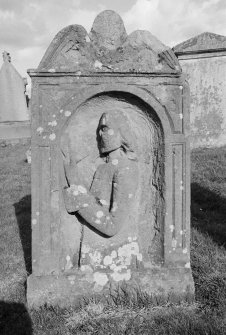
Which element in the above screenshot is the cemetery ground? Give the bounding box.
[0,142,226,335]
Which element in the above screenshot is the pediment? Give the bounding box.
[38,10,181,74]
[173,32,226,54]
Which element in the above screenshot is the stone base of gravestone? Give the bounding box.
[27,268,194,307]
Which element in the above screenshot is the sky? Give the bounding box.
[1,0,226,82]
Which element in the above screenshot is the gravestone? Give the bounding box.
[28,10,194,307]
[174,32,226,148]
[0,51,30,142]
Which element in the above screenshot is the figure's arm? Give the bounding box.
[62,160,138,237]
[63,183,118,236]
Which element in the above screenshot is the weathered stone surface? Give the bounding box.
[28,10,194,307]
[28,267,194,307]
[38,10,180,74]
[174,32,226,148]
[90,10,127,50]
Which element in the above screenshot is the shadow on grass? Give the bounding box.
[0,301,32,335]
[14,195,32,275]
[191,182,226,247]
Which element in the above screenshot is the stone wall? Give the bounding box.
[0,51,30,141]
[0,52,29,122]
[174,32,226,148]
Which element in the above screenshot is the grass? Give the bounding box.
[0,143,226,334]
[191,147,226,246]
[0,142,31,305]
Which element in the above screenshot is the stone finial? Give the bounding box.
[90,10,127,50]
[3,51,11,63]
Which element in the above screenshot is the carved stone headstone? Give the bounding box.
[28,10,194,306]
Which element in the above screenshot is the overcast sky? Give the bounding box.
[1,0,226,79]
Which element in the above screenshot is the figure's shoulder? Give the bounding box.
[114,157,138,177]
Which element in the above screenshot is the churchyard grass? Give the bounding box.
[0,143,226,334]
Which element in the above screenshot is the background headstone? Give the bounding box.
[174,32,226,148]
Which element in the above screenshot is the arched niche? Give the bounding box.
[60,92,165,267]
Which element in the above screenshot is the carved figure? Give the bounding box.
[62,111,139,237]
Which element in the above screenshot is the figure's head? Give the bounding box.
[98,111,137,159]
[98,112,121,154]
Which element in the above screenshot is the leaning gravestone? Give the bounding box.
[27,10,194,306]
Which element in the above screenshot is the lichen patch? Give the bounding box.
[94,60,103,69]
[36,127,44,134]
[65,255,73,270]
[78,185,87,194]
[111,202,118,212]
[108,129,114,135]
[80,265,93,272]
[96,210,104,218]
[172,239,177,248]
[112,159,119,165]
[179,113,183,119]
[100,199,108,206]
[103,255,113,266]
[111,269,131,282]
[49,133,56,141]
[48,120,57,127]
[82,245,90,254]
[64,111,72,117]
[111,250,117,258]
[170,225,174,232]
[89,250,102,265]
[32,219,37,225]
